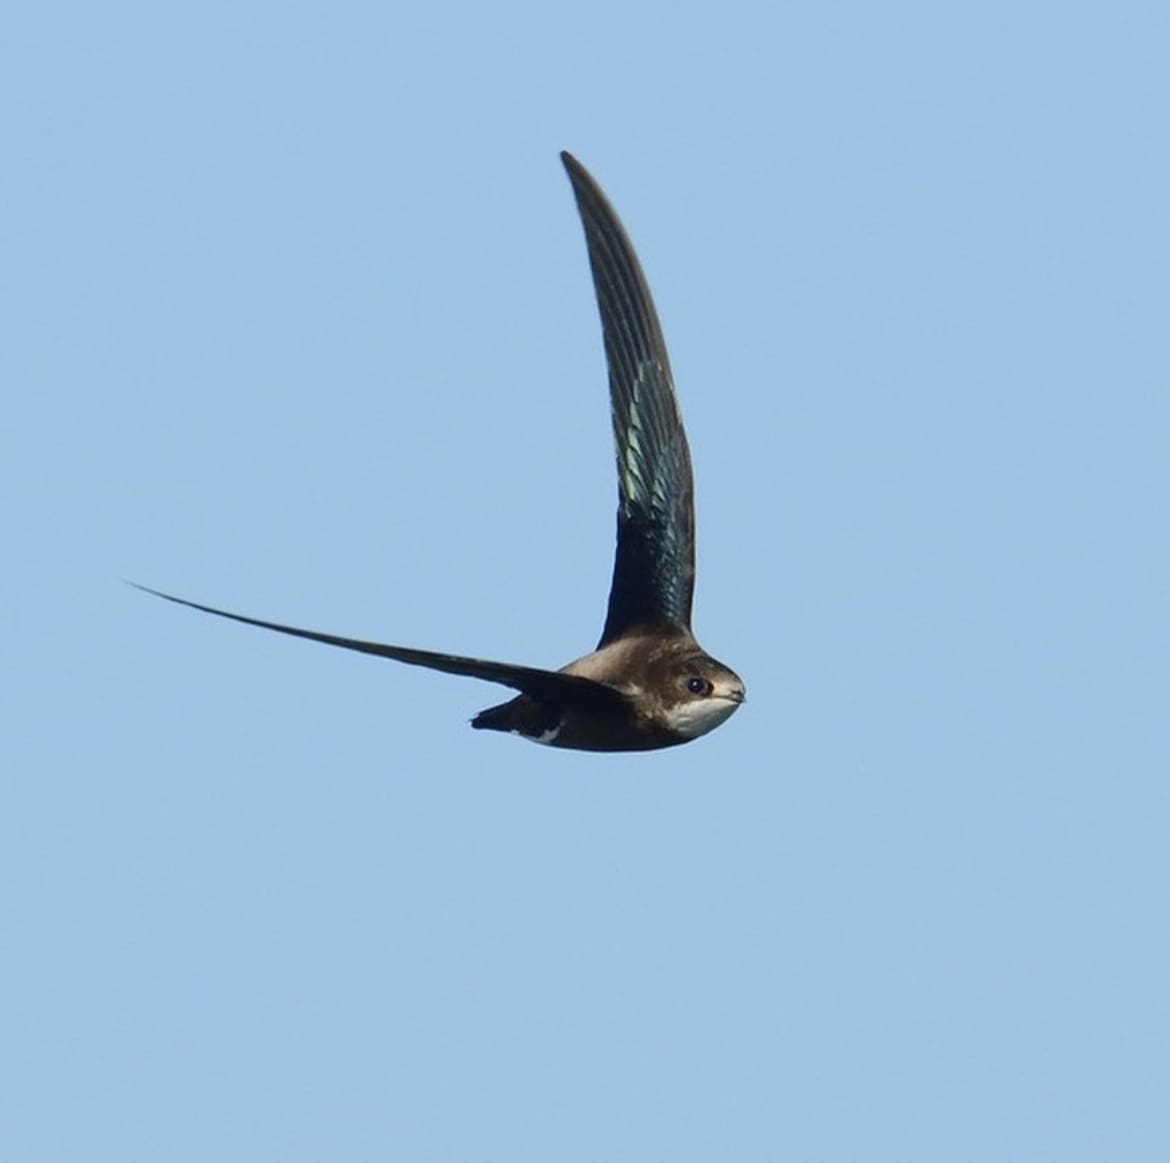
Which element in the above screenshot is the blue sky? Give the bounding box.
[3,1,1167,1159]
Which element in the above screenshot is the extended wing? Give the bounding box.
[130,584,633,712]
[561,152,696,647]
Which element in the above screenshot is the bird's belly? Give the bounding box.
[473,692,684,752]
[534,707,685,752]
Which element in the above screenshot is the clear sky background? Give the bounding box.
[3,2,1167,1159]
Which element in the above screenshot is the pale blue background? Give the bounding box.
[3,2,1167,1159]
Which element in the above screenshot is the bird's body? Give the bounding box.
[474,630,742,751]
[136,152,745,752]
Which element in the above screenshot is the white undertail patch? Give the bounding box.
[512,724,562,746]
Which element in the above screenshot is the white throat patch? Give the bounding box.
[662,697,741,740]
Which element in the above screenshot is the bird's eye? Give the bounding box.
[686,676,711,696]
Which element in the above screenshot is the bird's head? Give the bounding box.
[661,651,746,739]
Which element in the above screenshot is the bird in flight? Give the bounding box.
[135,151,745,751]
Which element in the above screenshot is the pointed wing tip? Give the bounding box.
[123,578,166,600]
[559,151,597,195]
[125,581,254,629]
[123,579,191,608]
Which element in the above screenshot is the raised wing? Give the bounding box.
[561,152,696,647]
[130,583,634,712]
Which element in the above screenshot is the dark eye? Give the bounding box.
[686,676,711,696]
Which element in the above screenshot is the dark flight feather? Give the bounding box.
[561,151,696,646]
[129,583,633,712]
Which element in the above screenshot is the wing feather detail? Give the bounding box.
[561,152,696,646]
[129,583,633,711]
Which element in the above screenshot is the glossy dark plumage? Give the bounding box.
[560,153,696,645]
[135,153,745,751]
